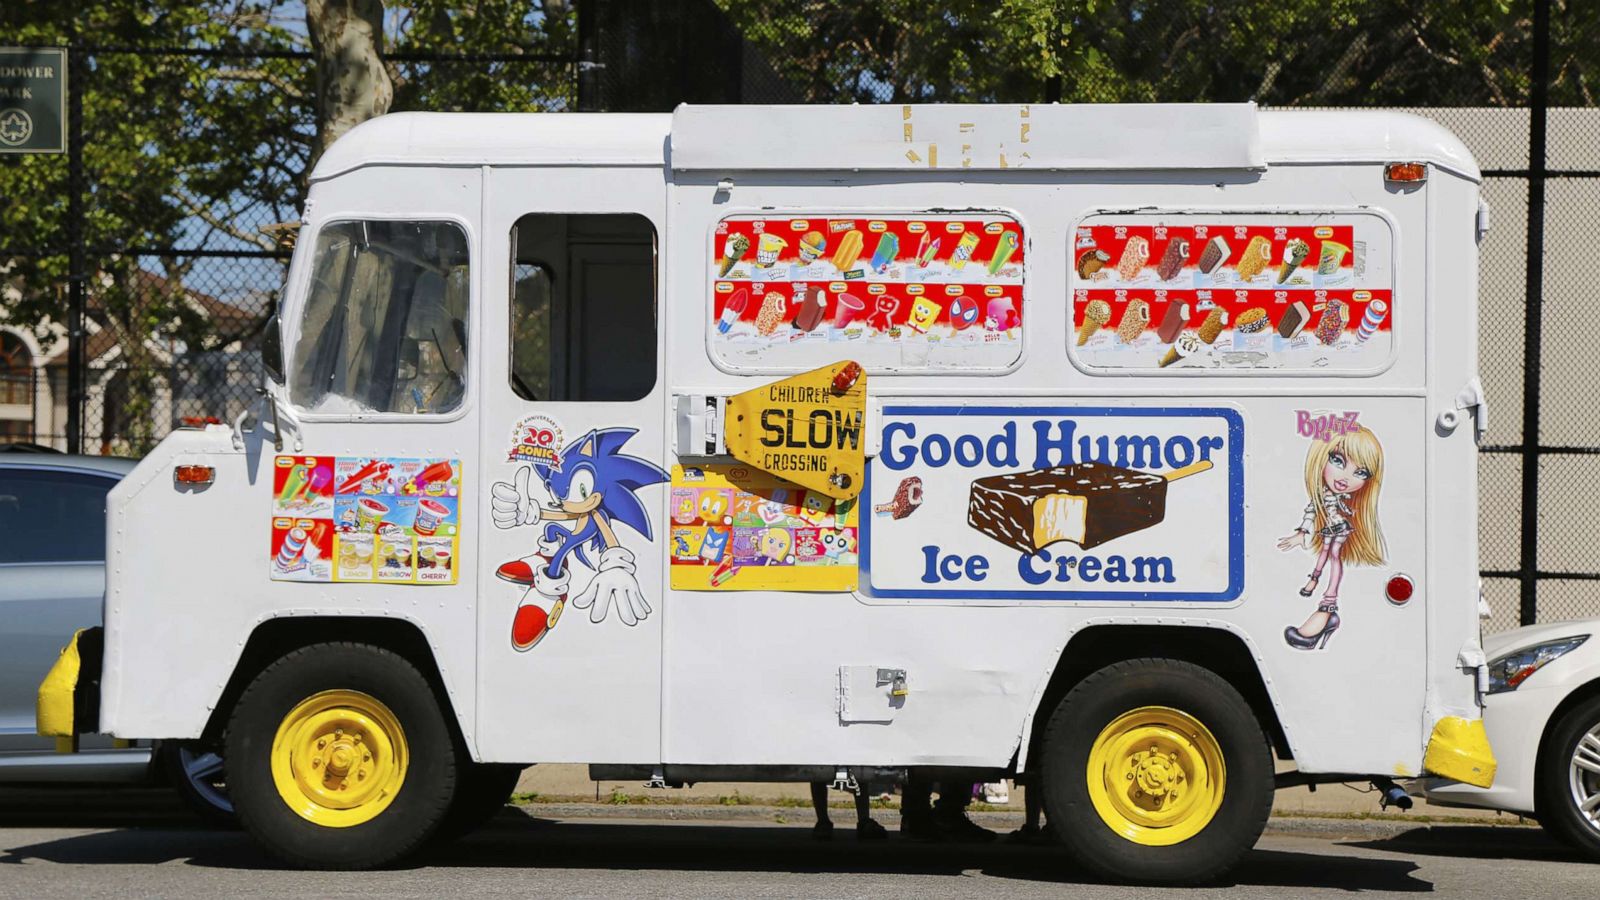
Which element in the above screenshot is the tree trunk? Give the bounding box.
[306,0,393,168]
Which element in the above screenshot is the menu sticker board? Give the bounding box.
[270,455,462,585]
[669,464,860,592]
[710,213,1025,373]
[1070,214,1394,371]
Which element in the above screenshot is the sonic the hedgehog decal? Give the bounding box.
[491,427,668,652]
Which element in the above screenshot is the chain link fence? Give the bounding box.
[4,0,1596,625]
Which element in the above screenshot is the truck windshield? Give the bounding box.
[290,220,470,415]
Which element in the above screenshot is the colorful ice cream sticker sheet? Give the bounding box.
[270,455,463,585]
[669,464,859,592]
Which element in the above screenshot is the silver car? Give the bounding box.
[0,450,230,821]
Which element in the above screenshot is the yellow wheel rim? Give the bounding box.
[1086,706,1225,847]
[270,690,407,828]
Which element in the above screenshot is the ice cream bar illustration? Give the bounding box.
[986,231,1019,275]
[1317,241,1350,275]
[868,296,900,331]
[1315,298,1349,345]
[967,459,1213,552]
[755,291,787,335]
[1075,299,1111,346]
[875,476,924,519]
[1159,332,1205,368]
[338,459,392,493]
[1356,299,1389,341]
[756,233,788,267]
[907,295,942,333]
[986,297,1019,332]
[948,295,980,330]
[831,230,865,272]
[411,460,454,492]
[1116,236,1149,280]
[1277,238,1310,283]
[1156,301,1190,343]
[798,230,827,263]
[950,231,981,270]
[831,292,865,328]
[716,288,749,334]
[1197,307,1229,344]
[719,233,749,277]
[277,464,310,505]
[1115,298,1150,344]
[1197,236,1230,275]
[275,527,307,570]
[1278,301,1311,339]
[870,233,900,272]
[1235,235,1272,281]
[1156,238,1189,281]
[792,286,827,332]
[1076,248,1110,279]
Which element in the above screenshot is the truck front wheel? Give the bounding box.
[225,642,458,869]
[1040,657,1273,884]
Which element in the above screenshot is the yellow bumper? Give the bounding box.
[37,629,87,740]
[1423,716,1496,788]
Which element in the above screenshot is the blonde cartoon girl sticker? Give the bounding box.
[1276,425,1386,650]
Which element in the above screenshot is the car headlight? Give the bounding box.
[1486,635,1589,694]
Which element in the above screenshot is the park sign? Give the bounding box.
[0,48,66,154]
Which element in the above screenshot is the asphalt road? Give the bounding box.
[0,791,1594,898]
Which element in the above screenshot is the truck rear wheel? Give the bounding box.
[1040,658,1272,884]
[224,642,458,869]
[432,763,525,844]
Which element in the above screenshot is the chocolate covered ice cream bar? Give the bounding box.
[1156,238,1190,281]
[1277,301,1311,339]
[1197,236,1230,275]
[966,460,1212,552]
[1156,301,1190,343]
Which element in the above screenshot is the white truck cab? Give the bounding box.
[41,103,1494,884]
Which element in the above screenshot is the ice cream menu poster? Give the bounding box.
[669,464,859,592]
[709,214,1026,372]
[1070,214,1394,371]
[270,455,463,586]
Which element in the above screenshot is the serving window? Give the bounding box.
[707,212,1025,374]
[1069,212,1395,373]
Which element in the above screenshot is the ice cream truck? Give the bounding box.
[38,103,1495,883]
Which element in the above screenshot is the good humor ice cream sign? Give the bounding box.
[862,406,1244,601]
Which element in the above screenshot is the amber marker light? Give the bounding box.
[1384,162,1428,184]
[174,465,215,486]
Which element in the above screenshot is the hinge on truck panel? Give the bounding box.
[1436,377,1486,443]
[672,394,728,458]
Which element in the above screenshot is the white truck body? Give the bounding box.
[96,103,1489,791]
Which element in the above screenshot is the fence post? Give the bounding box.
[1518,0,1551,626]
[64,35,86,455]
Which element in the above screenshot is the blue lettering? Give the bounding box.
[954,434,983,467]
[1164,435,1194,468]
[882,422,917,471]
[966,555,989,581]
[923,433,951,467]
[1031,420,1077,469]
[1018,549,1051,585]
[987,422,1019,467]
[1196,435,1223,463]
[919,545,940,584]
[1079,556,1102,581]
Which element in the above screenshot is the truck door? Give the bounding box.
[474,168,668,763]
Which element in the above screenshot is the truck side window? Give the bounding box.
[290,220,470,415]
[509,213,657,402]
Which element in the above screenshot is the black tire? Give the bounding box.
[432,763,525,844]
[224,642,459,869]
[1535,694,1600,859]
[1039,658,1273,885]
[157,740,237,829]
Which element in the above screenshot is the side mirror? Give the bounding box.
[261,311,286,385]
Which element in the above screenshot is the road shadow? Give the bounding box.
[1349,825,1591,864]
[0,786,208,828]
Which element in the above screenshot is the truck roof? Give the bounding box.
[310,104,1478,183]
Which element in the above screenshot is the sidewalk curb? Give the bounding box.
[510,801,1534,840]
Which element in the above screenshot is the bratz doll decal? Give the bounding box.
[1276,424,1386,650]
[491,428,668,652]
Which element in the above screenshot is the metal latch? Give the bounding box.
[1436,377,1486,443]
[1476,197,1492,242]
[877,668,908,697]
[672,394,727,457]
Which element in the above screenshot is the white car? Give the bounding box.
[1424,620,1600,856]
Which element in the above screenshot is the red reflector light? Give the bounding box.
[1386,574,1414,606]
[832,360,863,395]
[174,465,215,485]
[1384,162,1428,183]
